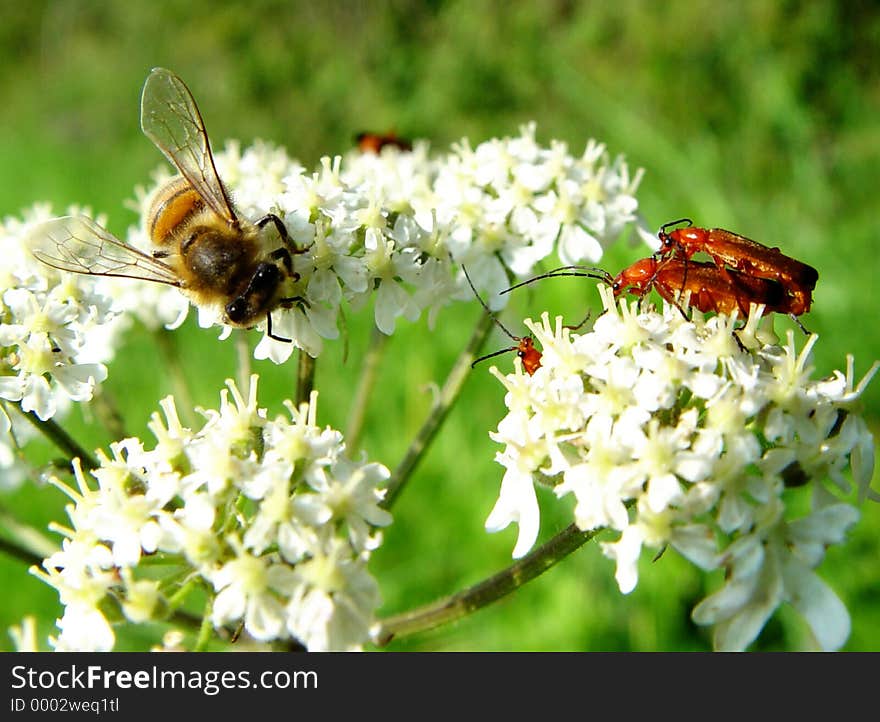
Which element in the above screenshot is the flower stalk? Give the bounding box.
[382,311,495,508]
[296,350,316,407]
[154,328,197,428]
[345,325,389,452]
[374,522,599,645]
[24,410,98,470]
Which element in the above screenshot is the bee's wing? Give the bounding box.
[29,215,182,287]
[140,67,238,225]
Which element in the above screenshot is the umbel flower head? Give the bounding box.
[0,204,124,490]
[485,285,878,651]
[25,124,643,365]
[31,375,391,651]
[0,204,116,422]
[6,123,640,489]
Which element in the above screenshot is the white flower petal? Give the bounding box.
[782,558,850,651]
[485,466,540,559]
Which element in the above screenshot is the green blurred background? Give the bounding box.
[1,0,878,651]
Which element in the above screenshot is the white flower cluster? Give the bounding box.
[31,375,391,651]
[0,205,125,488]
[217,125,641,355]
[0,205,117,418]
[485,286,878,651]
[4,125,641,488]
[29,124,642,365]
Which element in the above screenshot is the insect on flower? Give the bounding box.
[656,218,818,316]
[601,256,792,317]
[463,266,542,375]
[354,130,413,154]
[503,256,804,327]
[28,67,307,342]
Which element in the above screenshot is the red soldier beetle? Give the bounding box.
[503,256,808,331]
[656,218,817,315]
[462,265,542,375]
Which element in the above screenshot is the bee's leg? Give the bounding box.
[152,250,171,259]
[269,247,297,279]
[257,213,308,255]
[279,295,310,309]
[266,312,292,343]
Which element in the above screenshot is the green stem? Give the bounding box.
[126,569,206,633]
[169,608,205,633]
[382,312,494,509]
[0,536,44,567]
[235,330,252,397]
[194,594,215,651]
[90,387,127,442]
[154,328,196,427]
[374,523,598,645]
[0,504,57,561]
[296,350,316,407]
[345,325,388,452]
[166,576,200,613]
[23,410,98,470]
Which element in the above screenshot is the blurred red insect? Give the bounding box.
[354,130,413,154]
[463,266,542,375]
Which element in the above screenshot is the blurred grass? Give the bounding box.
[1,0,878,651]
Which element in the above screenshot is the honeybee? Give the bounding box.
[29,67,305,341]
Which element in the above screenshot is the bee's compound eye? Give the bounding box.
[256,263,280,284]
[225,297,248,323]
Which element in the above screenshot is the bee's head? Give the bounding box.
[225,296,250,324]
[225,263,282,326]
